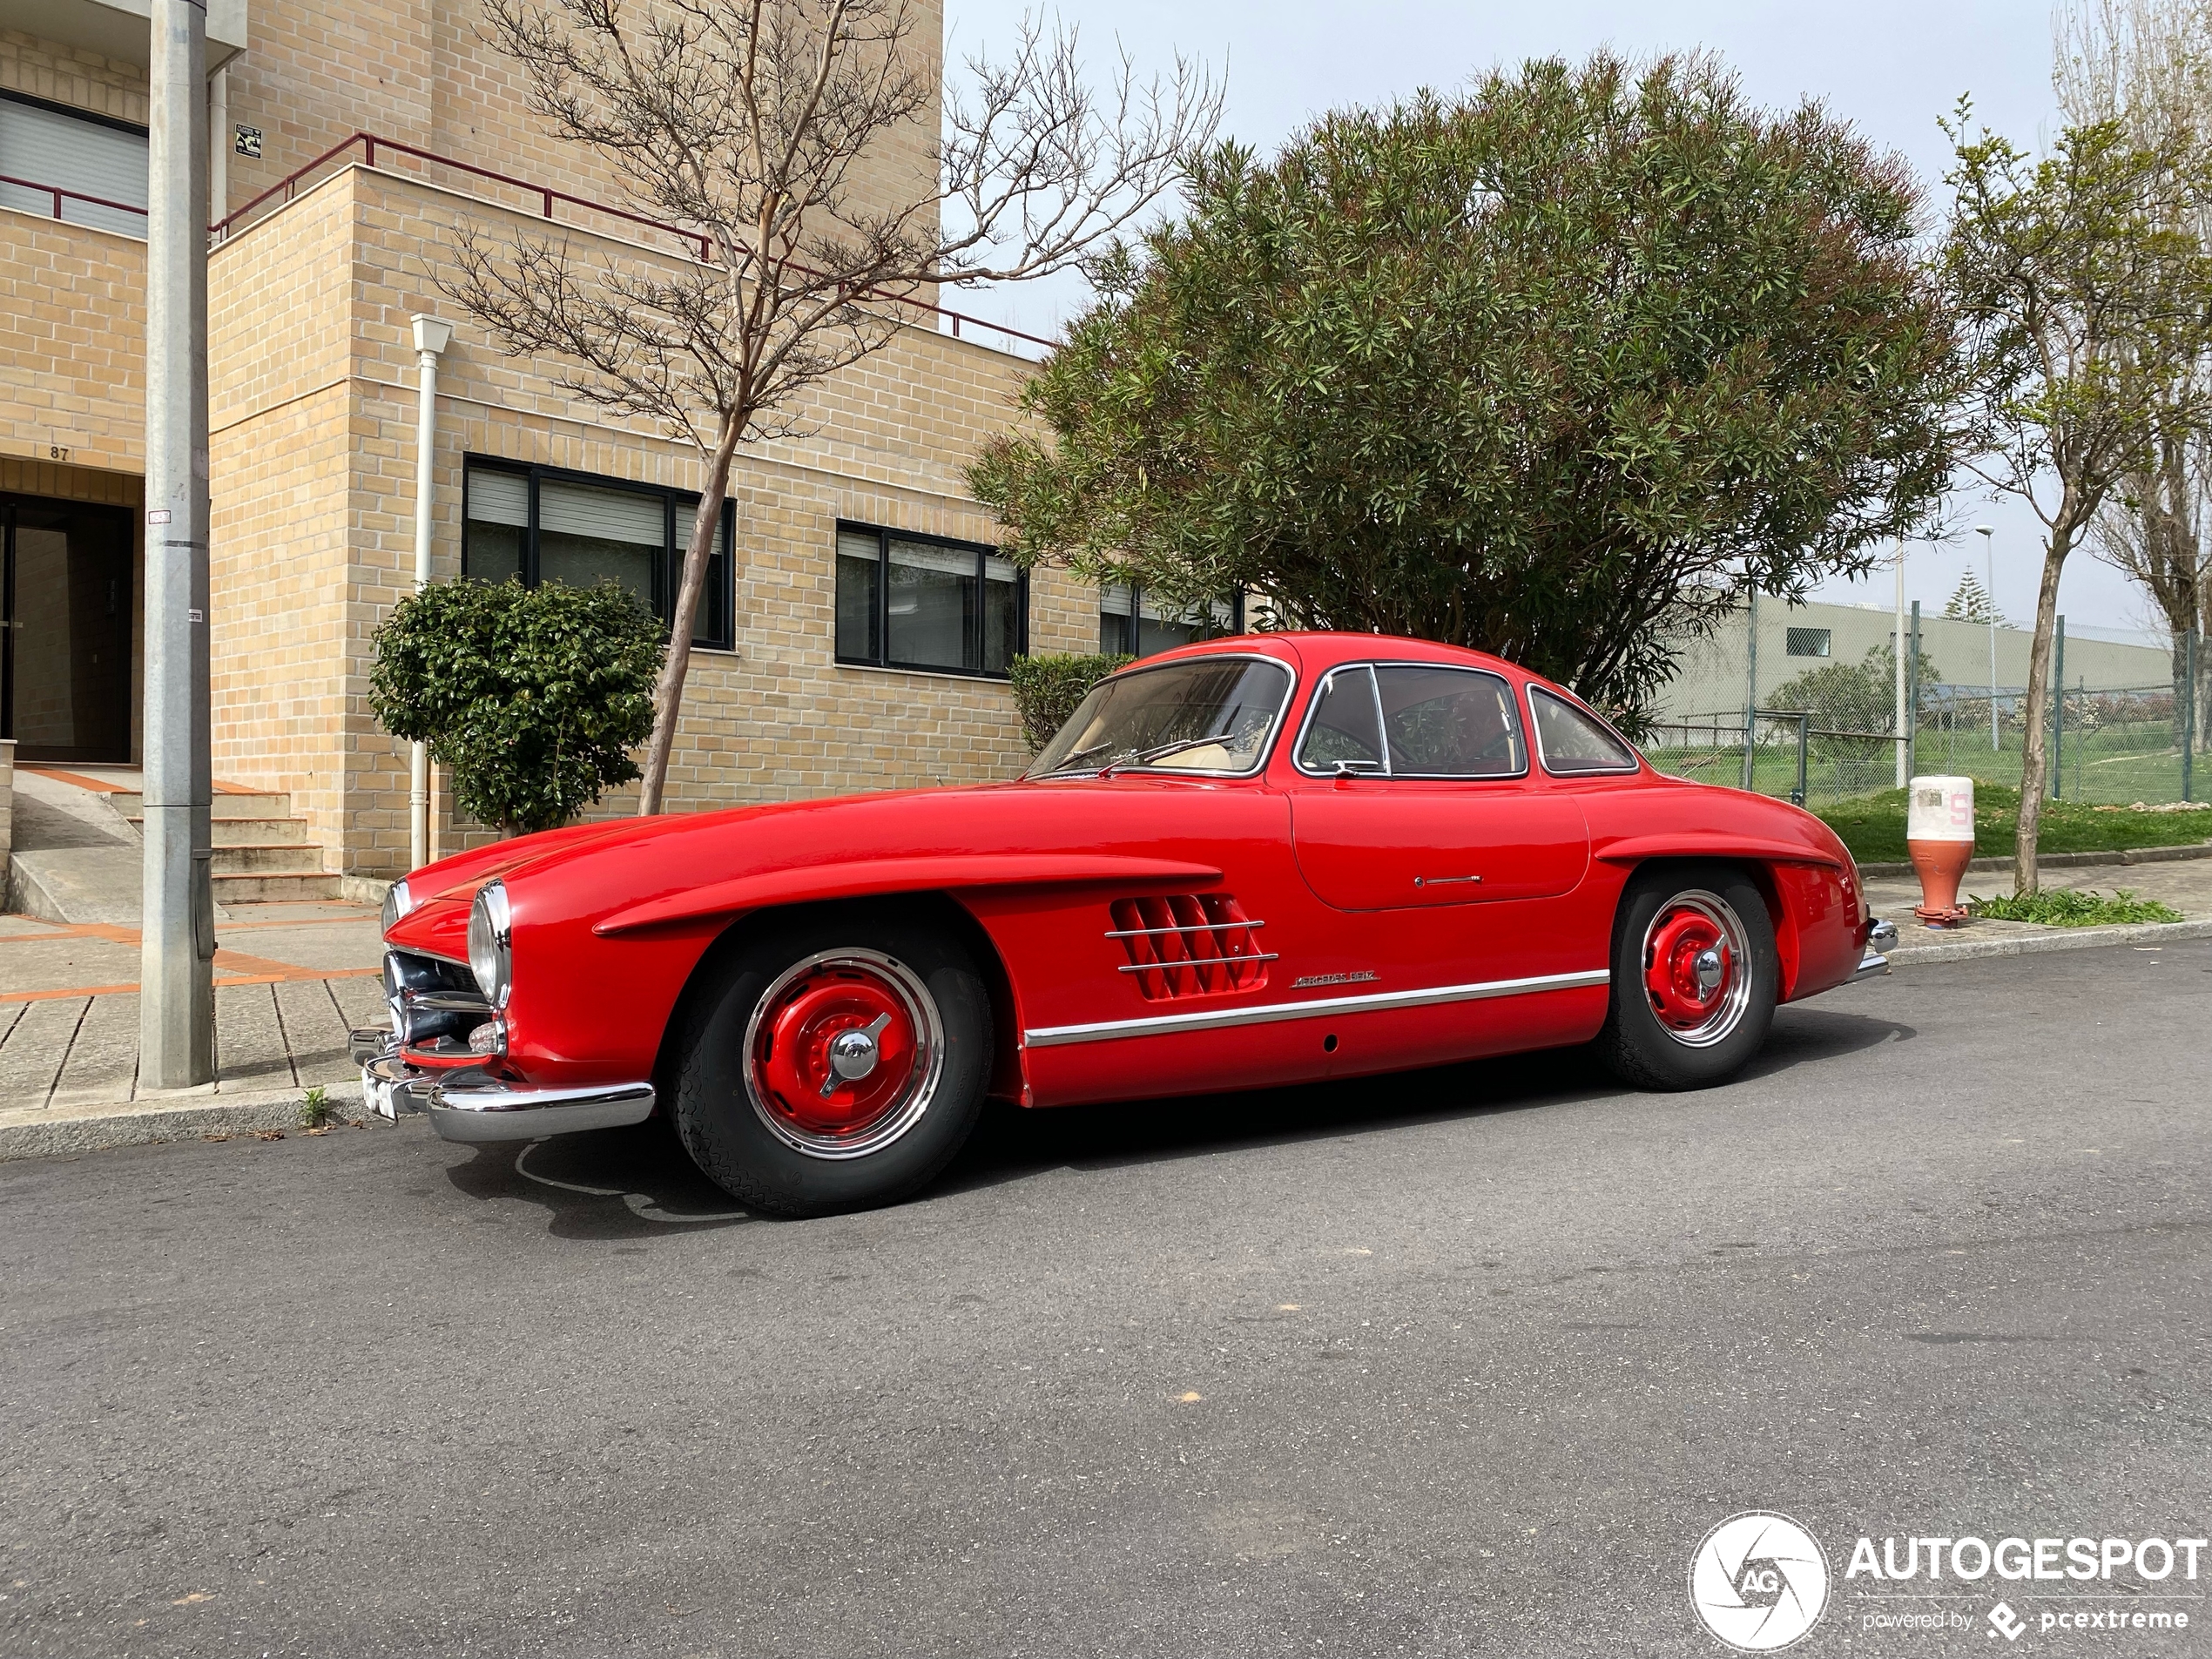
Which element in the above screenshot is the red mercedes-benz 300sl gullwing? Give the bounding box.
[355,632,1895,1215]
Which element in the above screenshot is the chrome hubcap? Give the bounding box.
[742,949,944,1160]
[1641,891,1754,1049]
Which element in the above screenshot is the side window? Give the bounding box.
[1374,665,1526,778]
[1528,686,1640,775]
[1295,666,1386,772]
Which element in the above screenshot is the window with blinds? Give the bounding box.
[834,523,1024,677]
[1100,583,1240,658]
[461,459,733,650]
[0,91,148,237]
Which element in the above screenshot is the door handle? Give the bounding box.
[1413,874,1482,887]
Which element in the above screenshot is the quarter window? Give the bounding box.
[835,523,1025,678]
[1527,686,1640,775]
[461,459,732,649]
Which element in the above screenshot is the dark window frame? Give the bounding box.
[1098,581,1245,658]
[460,455,735,652]
[833,520,1028,680]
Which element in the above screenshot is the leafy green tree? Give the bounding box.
[1941,107,2212,891]
[1770,643,1944,731]
[968,53,1958,728]
[369,579,664,837]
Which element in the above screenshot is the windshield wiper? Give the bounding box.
[1036,740,1122,776]
[1114,735,1232,770]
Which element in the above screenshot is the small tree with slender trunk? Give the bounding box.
[448,0,1220,813]
[1941,105,2212,893]
[2058,0,2212,751]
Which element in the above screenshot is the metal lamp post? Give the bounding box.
[1975,525,1997,751]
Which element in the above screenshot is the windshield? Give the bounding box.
[1027,658,1292,779]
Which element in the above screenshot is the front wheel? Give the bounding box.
[1595,865,1777,1090]
[671,908,993,1217]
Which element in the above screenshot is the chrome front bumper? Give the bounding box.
[354,1030,655,1144]
[1851,919,1899,982]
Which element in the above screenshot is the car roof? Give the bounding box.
[1131,631,1530,681]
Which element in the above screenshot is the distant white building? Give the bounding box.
[1651,597,2174,725]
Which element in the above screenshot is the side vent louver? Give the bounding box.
[1107,894,1276,1001]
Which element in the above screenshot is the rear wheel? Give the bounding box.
[1595,865,1777,1090]
[671,908,992,1216]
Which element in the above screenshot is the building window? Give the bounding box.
[834,523,1025,678]
[461,458,732,650]
[1784,626,1831,658]
[0,90,148,237]
[1100,583,1243,658]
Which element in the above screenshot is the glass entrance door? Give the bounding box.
[2,494,134,764]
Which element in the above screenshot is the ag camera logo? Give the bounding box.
[1689,1512,1831,1651]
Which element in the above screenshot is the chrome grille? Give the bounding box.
[1108,894,1275,1001]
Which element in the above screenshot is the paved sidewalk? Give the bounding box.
[1864,846,2212,956]
[0,900,385,1128]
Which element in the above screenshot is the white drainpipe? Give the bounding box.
[408,314,454,873]
[208,65,227,230]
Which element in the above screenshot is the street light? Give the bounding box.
[1974,525,1997,751]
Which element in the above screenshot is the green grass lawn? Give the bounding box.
[1814,784,2212,865]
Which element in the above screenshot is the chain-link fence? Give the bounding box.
[1640,612,2204,810]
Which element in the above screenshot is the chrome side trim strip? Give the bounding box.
[1022,967,1611,1049]
[1104,920,1270,940]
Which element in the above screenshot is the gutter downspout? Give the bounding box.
[408,314,454,873]
[208,65,226,232]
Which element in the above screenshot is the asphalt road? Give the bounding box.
[2,943,2206,1659]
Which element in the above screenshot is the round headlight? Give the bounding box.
[467,880,512,1009]
[381,877,415,936]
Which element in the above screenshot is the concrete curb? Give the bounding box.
[1885,916,2212,966]
[1857,840,2212,880]
[0,1077,368,1162]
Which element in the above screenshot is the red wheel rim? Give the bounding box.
[1640,892,1753,1048]
[744,950,942,1158]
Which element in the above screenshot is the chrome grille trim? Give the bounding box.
[1104,920,1270,940]
[1024,968,1611,1049]
[1116,952,1281,974]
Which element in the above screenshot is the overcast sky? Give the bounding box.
[945,1,2170,644]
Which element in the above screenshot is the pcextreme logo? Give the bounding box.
[1689,1512,1831,1652]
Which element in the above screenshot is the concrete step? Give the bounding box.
[108,790,293,820]
[209,844,327,876]
[211,871,343,903]
[125,814,313,846]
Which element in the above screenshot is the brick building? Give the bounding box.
[1,0,1228,879]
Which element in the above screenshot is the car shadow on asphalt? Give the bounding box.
[436,1001,1912,1238]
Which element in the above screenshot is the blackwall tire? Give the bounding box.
[1595,864,1777,1091]
[671,908,992,1217]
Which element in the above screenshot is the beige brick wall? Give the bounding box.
[200,165,1076,876]
[0,211,146,477]
[0,28,146,125]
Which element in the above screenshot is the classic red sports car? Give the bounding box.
[357,632,1894,1215]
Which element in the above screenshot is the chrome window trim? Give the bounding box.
[1291,660,1531,781]
[1022,966,1610,1049]
[1023,651,1299,780]
[1525,684,1644,778]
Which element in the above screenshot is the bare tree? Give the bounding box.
[448,0,1221,813]
[2057,0,2212,750]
